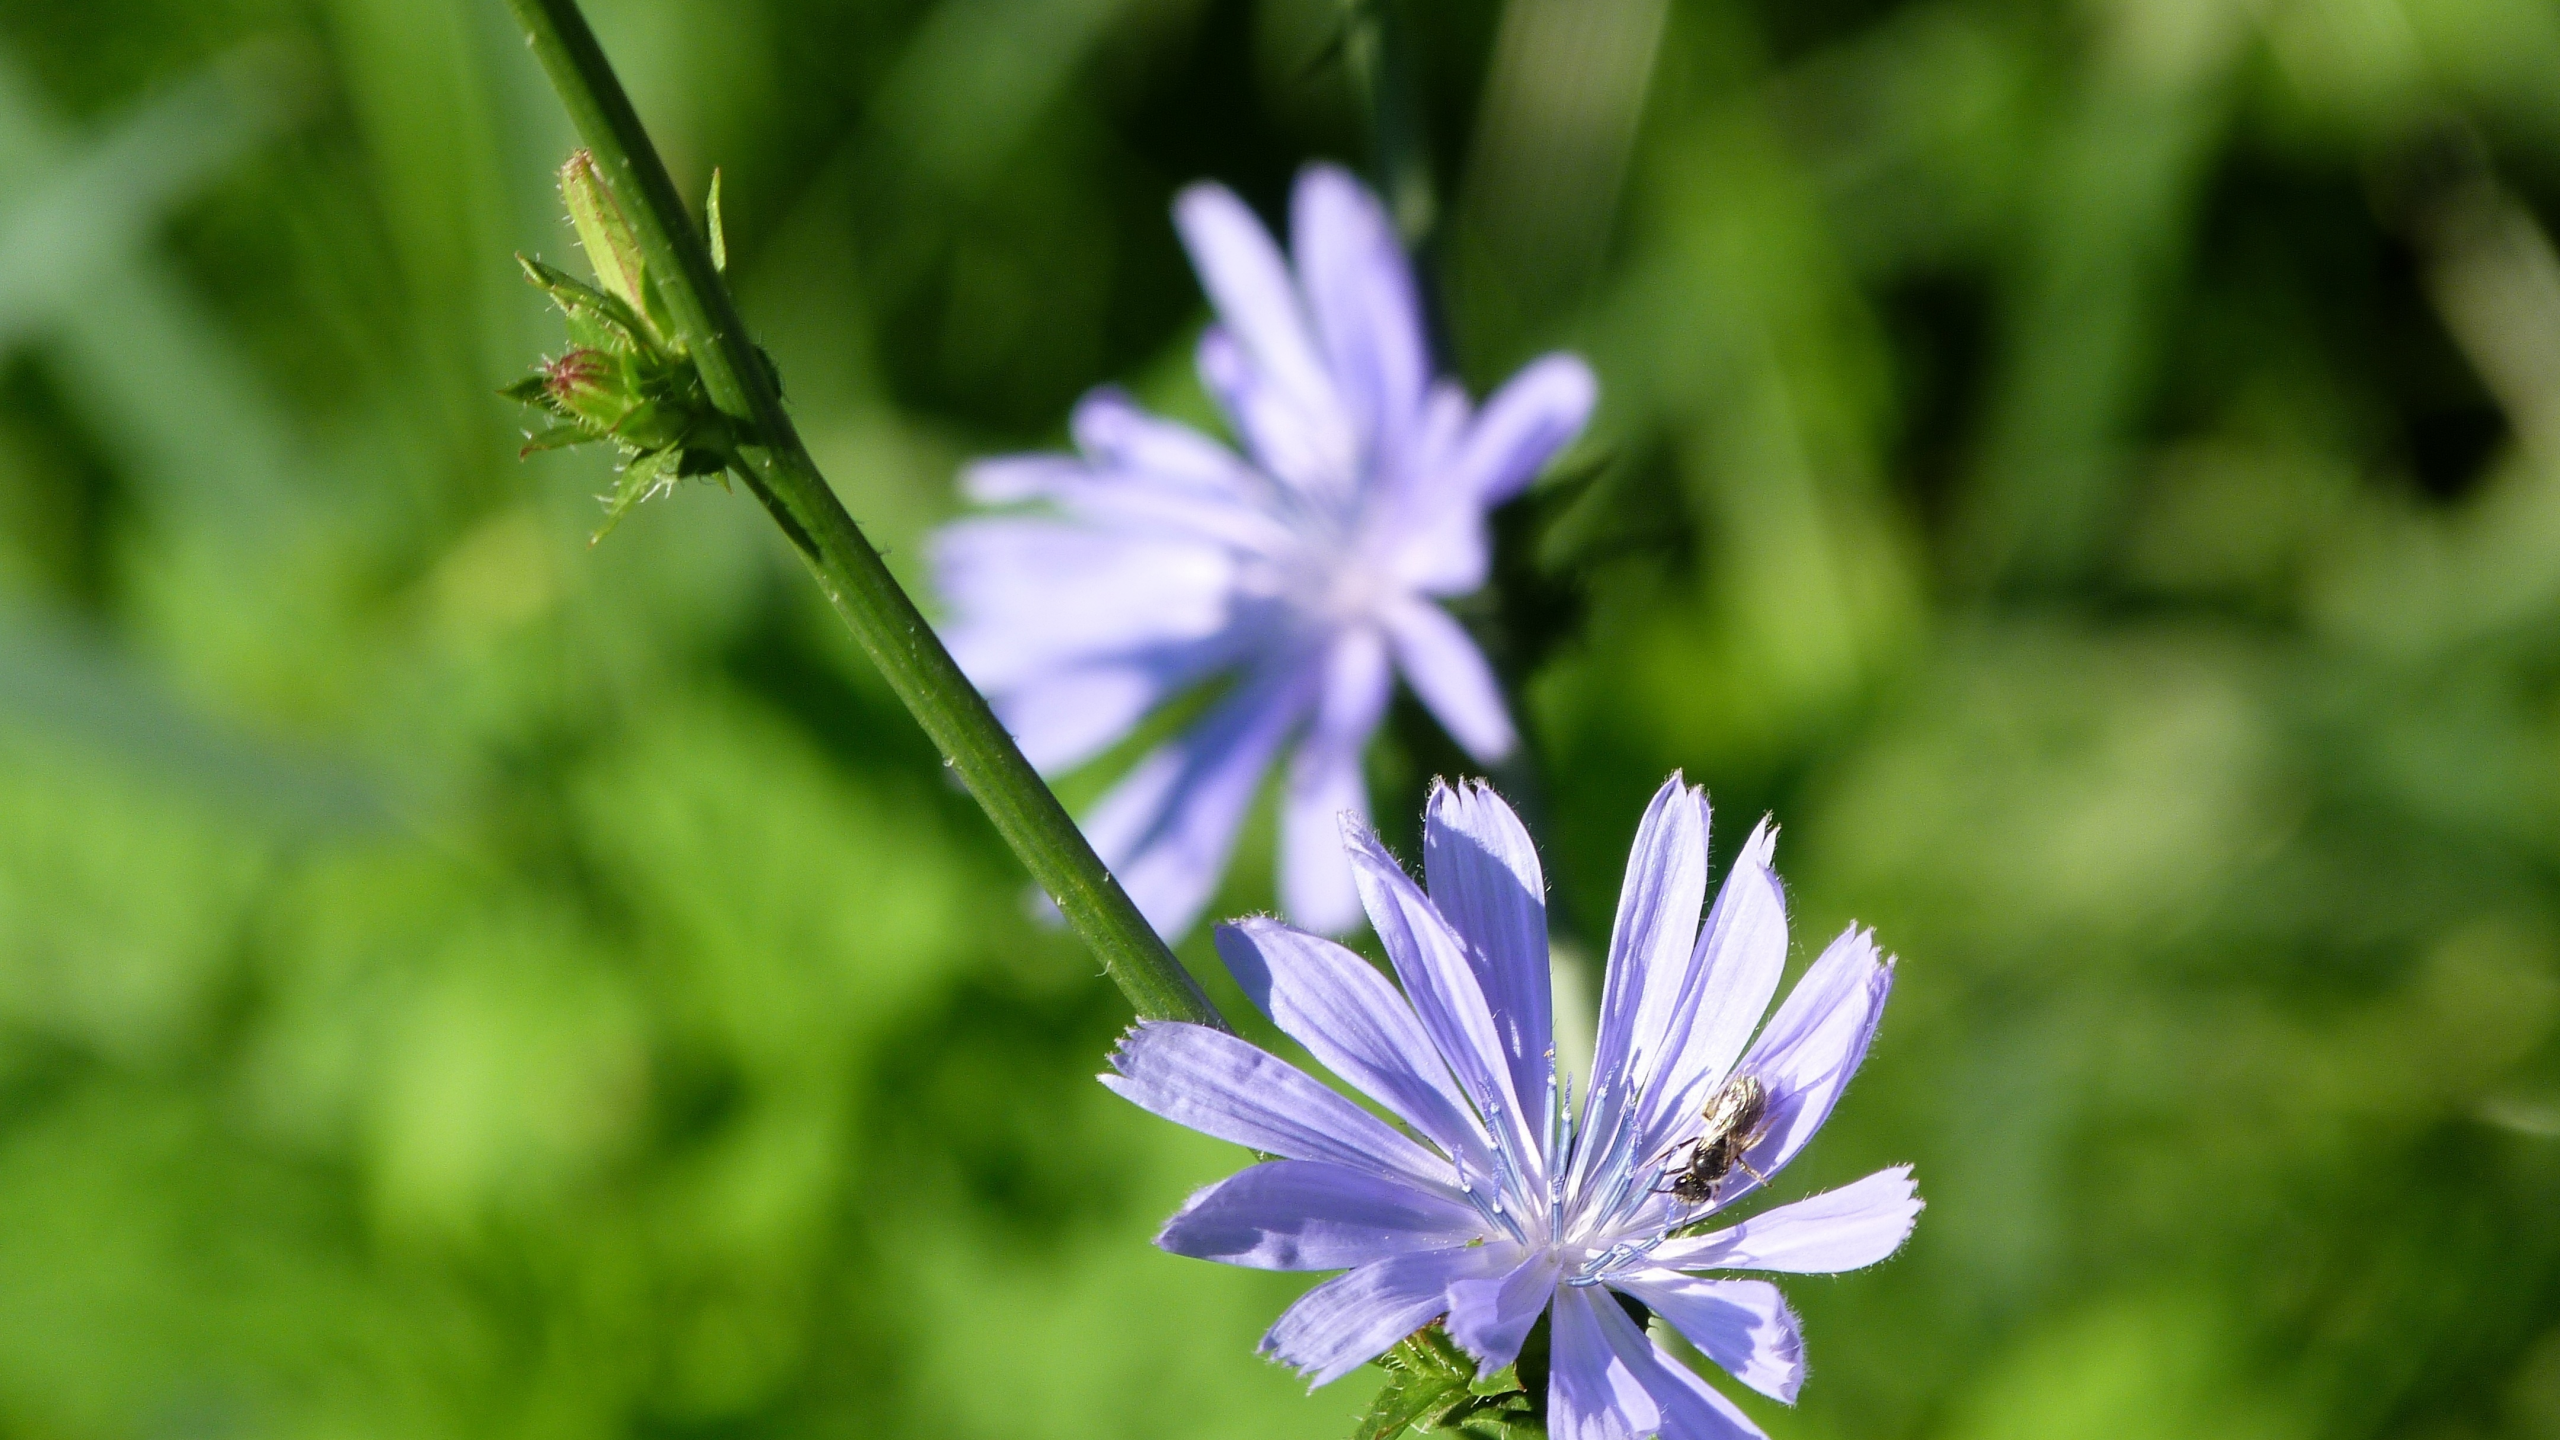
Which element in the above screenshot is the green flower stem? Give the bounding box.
[1346,0,1432,245]
[502,0,1226,1029]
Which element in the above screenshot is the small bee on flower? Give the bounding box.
[1657,1074,1772,1208]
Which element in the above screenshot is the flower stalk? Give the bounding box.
[1342,0,1433,246]
[500,0,1225,1029]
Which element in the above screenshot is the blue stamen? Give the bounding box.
[1550,1067,1575,1214]
[1455,1176,1526,1245]
[1459,1091,1534,1246]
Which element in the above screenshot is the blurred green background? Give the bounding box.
[0,0,2557,1436]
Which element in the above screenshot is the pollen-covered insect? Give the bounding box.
[1657,1074,1772,1206]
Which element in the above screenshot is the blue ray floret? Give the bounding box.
[933,166,1597,940]
[1103,776,1919,1440]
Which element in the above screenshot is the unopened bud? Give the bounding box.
[541,347,629,434]
[559,150,662,342]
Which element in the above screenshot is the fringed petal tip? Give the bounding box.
[1775,1337,1807,1405]
[1335,807,1382,848]
[1425,773,1518,813]
[1867,944,1900,1013]
[1254,1329,1373,1393]
[1650,1164,1922,1276]
[1098,1017,1208,1088]
[1251,1334,1333,1393]
[1099,1020,1154,1079]
[1870,1166,1926,1262]
[1792,1163,1922,1275]
[1736,813,1779,868]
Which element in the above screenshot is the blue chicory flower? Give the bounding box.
[1103,777,1917,1438]
[933,165,1596,940]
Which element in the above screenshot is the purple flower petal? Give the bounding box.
[934,519,1234,691]
[1291,164,1428,461]
[1070,386,1268,499]
[1175,183,1357,496]
[1718,927,1894,1204]
[1083,661,1318,939]
[1420,780,1553,1125]
[1548,1287,1658,1440]
[1100,1021,1459,1197]
[987,660,1197,773]
[1171,184,1338,430]
[1156,1160,1486,1270]
[1346,824,1542,1177]
[1579,1289,1772,1440]
[1260,1242,1521,1387]
[1453,352,1598,507]
[1608,1272,1804,1403]
[1632,819,1787,1164]
[1213,917,1491,1174]
[1376,380,1491,593]
[1613,782,1715,1084]
[1444,1248,1560,1377]
[964,392,1293,553]
[1197,325,1357,498]
[1649,1166,1921,1275]
[1279,629,1392,933]
[962,453,1294,555]
[960,452,1091,505]
[1384,597,1519,763]
[1575,778,1710,1195]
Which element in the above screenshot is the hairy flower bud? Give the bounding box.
[540,347,621,429]
[559,150,661,341]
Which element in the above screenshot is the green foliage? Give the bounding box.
[0,1,2556,1439]
[1357,1322,1541,1440]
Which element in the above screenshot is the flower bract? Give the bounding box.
[504,152,751,541]
[1104,777,1918,1439]
[933,165,1597,940]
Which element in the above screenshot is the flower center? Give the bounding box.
[1315,561,1388,623]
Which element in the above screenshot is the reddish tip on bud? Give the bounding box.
[543,347,611,398]
[539,347,633,434]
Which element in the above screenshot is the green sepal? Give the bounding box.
[674,445,731,478]
[516,423,589,457]
[559,149,673,345]
[1355,1324,1545,1440]
[591,449,681,543]
[1468,1362,1525,1398]
[603,378,707,453]
[1395,1324,1475,1381]
[1440,1398,1540,1440]
[516,255,660,360]
[706,167,727,274]
[1354,1360,1465,1440]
